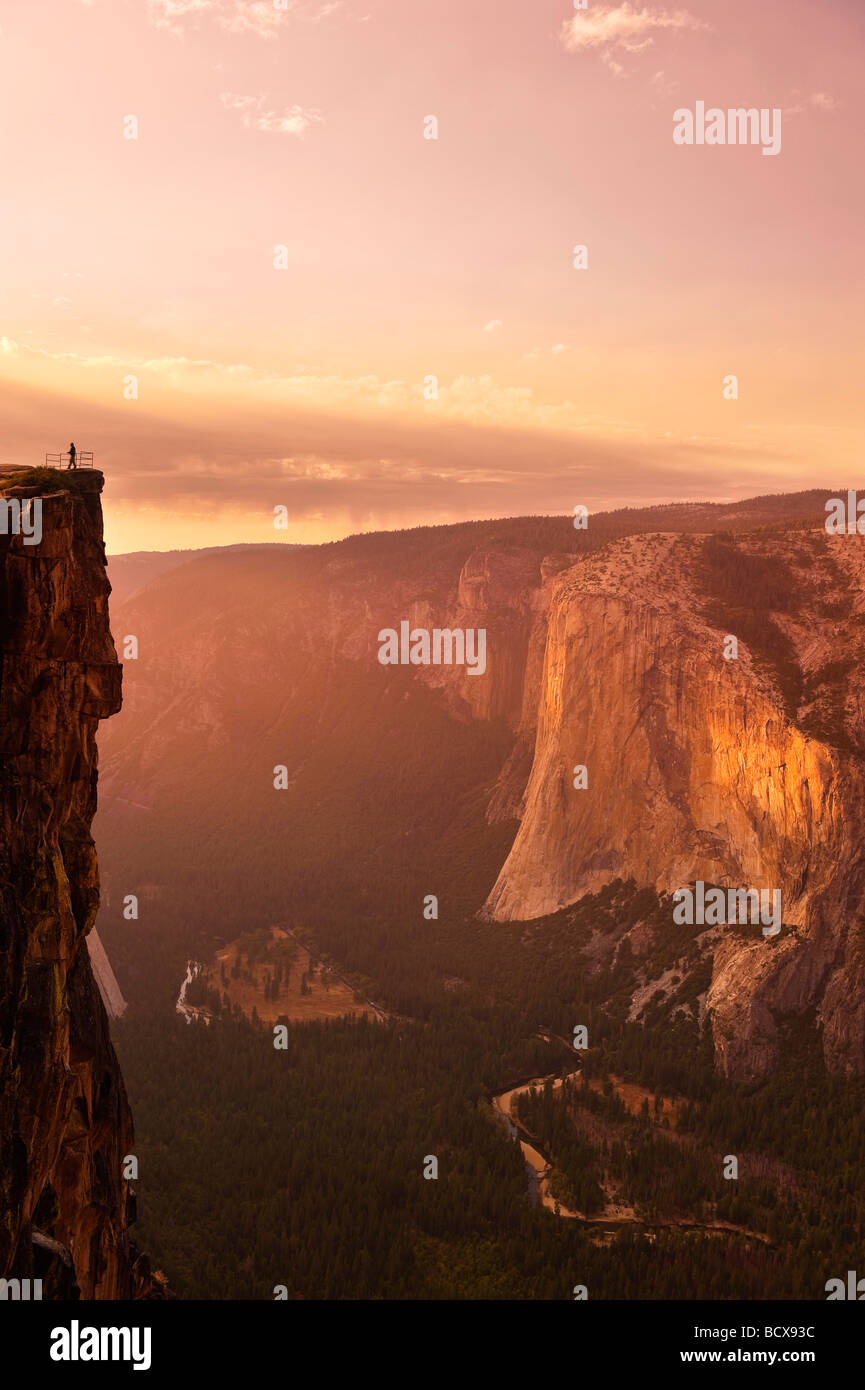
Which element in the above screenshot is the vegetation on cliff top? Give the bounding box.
[0,466,100,494]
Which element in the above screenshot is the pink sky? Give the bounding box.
[1,0,863,552]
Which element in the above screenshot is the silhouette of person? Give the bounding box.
[69,442,76,470]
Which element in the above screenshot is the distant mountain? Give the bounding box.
[107,542,305,607]
[104,490,841,605]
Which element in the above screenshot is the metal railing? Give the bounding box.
[45,451,94,469]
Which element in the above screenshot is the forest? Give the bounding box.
[113,873,865,1299]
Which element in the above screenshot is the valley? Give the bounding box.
[95,491,865,1298]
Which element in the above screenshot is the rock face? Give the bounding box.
[481,531,865,1081]
[0,471,153,1298]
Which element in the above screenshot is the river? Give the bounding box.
[491,1066,773,1242]
[492,1069,583,1216]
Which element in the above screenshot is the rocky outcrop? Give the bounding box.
[0,470,155,1297]
[481,531,865,1080]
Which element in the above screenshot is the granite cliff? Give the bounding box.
[0,469,157,1298]
[481,528,865,1081]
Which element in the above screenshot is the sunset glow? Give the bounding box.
[1,0,863,551]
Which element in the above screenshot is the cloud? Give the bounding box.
[651,68,679,97]
[0,335,672,439]
[482,319,503,333]
[785,90,840,118]
[0,344,825,545]
[0,336,121,368]
[145,0,339,36]
[219,1,284,37]
[601,51,626,77]
[147,0,213,31]
[525,345,570,359]
[220,93,323,135]
[0,336,817,529]
[561,4,706,59]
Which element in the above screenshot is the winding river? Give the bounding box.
[492,1070,583,1216]
[491,1066,772,1243]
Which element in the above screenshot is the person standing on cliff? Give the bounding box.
[68,442,77,470]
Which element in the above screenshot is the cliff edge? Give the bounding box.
[0,469,156,1298]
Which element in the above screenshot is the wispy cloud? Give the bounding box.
[482,319,503,333]
[0,335,653,437]
[524,344,571,360]
[785,90,840,118]
[146,0,339,38]
[220,92,323,135]
[561,4,706,60]
[650,68,679,97]
[147,0,214,32]
[0,337,826,541]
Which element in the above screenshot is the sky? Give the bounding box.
[1,0,863,552]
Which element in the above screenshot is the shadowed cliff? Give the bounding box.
[0,469,159,1299]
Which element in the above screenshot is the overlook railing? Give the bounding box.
[45,451,94,469]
